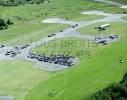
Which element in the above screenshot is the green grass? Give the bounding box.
[0,20,68,45]
[0,15,68,44]
[0,0,127,100]
[32,37,103,62]
[78,22,127,37]
[0,0,121,19]
[0,0,125,44]
[0,60,51,100]
[25,22,127,100]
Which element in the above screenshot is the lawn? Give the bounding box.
[0,0,127,100]
[0,21,68,45]
[0,60,51,100]
[0,0,125,44]
[32,38,101,59]
[25,22,127,100]
[78,22,127,37]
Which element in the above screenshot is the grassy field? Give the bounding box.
[0,0,125,45]
[78,22,127,36]
[0,60,51,100]
[0,0,127,100]
[25,22,127,100]
[0,21,68,45]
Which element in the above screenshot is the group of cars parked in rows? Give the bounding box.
[5,45,30,57]
[27,53,75,66]
[95,35,119,45]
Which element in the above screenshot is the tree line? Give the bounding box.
[0,0,48,6]
[89,72,127,100]
[0,18,13,30]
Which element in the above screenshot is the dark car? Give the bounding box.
[48,34,56,37]
[0,45,5,48]
[54,60,59,64]
[5,52,10,56]
[60,30,63,32]
[29,54,36,59]
[10,52,17,57]
[72,26,75,28]
[75,24,78,26]
[38,58,44,61]
[109,35,118,39]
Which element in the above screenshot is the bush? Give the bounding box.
[7,19,13,25]
[0,18,6,26]
[89,72,127,100]
[0,18,13,30]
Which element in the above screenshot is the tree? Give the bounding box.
[0,18,13,30]
[120,73,127,84]
[0,18,6,26]
[89,72,127,100]
[7,19,13,25]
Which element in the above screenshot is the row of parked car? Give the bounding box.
[14,45,30,50]
[47,24,79,37]
[5,44,30,57]
[95,35,119,45]
[27,53,75,66]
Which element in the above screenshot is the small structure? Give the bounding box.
[95,24,110,30]
[95,23,110,34]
